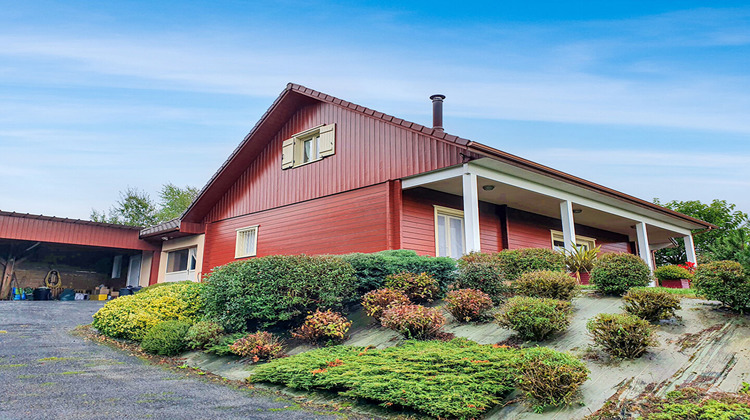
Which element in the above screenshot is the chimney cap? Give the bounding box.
[430,94,446,101]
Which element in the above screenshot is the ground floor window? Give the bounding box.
[235,225,259,258]
[551,230,596,252]
[434,206,465,258]
[165,247,197,282]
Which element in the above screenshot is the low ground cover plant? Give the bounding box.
[384,272,440,302]
[456,252,512,303]
[203,332,246,356]
[202,255,357,332]
[380,304,445,339]
[692,260,750,313]
[623,289,682,322]
[340,249,457,295]
[496,296,572,341]
[587,313,657,359]
[444,288,493,322]
[184,320,225,350]
[229,331,286,363]
[292,310,352,345]
[514,347,589,411]
[92,281,204,341]
[591,253,651,295]
[515,270,580,301]
[140,320,191,356]
[251,339,586,419]
[361,288,411,320]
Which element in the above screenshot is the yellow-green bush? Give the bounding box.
[92,281,204,341]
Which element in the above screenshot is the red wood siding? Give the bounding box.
[203,102,471,224]
[401,188,503,256]
[202,183,391,273]
[506,208,631,253]
[0,214,157,251]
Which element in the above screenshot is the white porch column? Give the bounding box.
[462,167,481,253]
[684,234,698,265]
[560,200,577,252]
[635,222,655,287]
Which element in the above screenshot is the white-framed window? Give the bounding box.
[235,225,259,258]
[551,230,596,252]
[281,124,335,169]
[166,248,196,273]
[434,206,465,258]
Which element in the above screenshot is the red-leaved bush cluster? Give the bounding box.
[380,304,446,339]
[362,288,411,320]
[229,331,286,363]
[292,309,352,344]
[444,288,493,322]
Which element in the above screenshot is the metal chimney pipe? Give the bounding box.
[430,94,446,131]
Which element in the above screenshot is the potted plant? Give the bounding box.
[654,264,693,289]
[563,245,601,285]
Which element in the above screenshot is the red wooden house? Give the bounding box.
[139,83,713,284]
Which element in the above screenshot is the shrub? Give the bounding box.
[292,310,352,344]
[229,331,286,363]
[380,304,446,339]
[444,288,493,322]
[140,320,190,356]
[587,313,657,359]
[497,248,566,281]
[515,270,581,301]
[340,250,457,295]
[693,261,750,313]
[515,347,589,409]
[203,332,246,356]
[456,252,511,303]
[202,255,357,332]
[92,281,204,341]
[590,253,651,295]
[654,265,693,283]
[184,321,225,350]
[251,338,521,419]
[496,296,572,341]
[563,245,601,274]
[384,272,440,302]
[361,288,411,320]
[623,289,682,322]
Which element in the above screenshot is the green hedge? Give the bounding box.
[497,248,566,281]
[92,281,204,341]
[202,255,357,332]
[340,249,457,295]
[591,253,651,296]
[141,320,190,356]
[693,260,750,313]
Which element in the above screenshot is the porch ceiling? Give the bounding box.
[412,176,679,246]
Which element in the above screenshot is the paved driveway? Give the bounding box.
[0,301,338,420]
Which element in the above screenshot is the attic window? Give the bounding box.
[282,124,335,169]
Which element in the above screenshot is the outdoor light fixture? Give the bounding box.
[572,209,583,214]
[482,185,495,191]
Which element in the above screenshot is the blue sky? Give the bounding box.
[1,1,749,220]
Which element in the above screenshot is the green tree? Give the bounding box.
[91,184,198,227]
[653,198,750,265]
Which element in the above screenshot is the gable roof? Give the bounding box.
[181,83,715,230]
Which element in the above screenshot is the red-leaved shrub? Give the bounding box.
[292,309,352,344]
[229,331,286,363]
[362,288,411,320]
[444,288,493,322]
[384,272,440,302]
[380,304,445,339]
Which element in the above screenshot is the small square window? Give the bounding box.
[281,124,335,169]
[235,225,259,258]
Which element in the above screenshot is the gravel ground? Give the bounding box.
[0,301,339,420]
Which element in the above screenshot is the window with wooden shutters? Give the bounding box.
[281,124,335,169]
[235,225,259,258]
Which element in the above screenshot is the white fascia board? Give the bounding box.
[401,165,465,189]
[467,162,693,236]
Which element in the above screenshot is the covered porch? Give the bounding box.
[402,158,705,271]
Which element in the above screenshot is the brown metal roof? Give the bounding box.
[181,83,716,231]
[0,210,141,230]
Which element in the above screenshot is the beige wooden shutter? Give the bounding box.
[318,124,335,157]
[281,138,294,169]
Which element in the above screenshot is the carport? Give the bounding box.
[0,211,160,300]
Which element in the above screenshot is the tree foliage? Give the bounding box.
[653,198,750,266]
[90,183,198,227]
